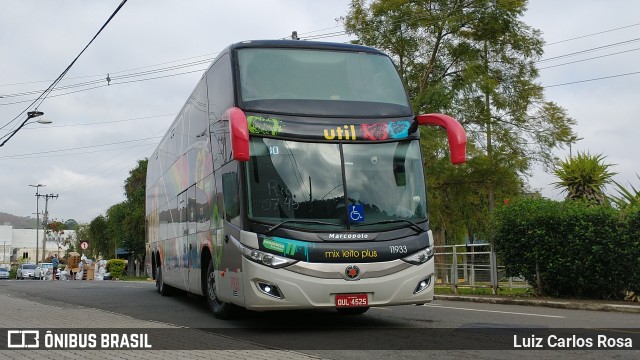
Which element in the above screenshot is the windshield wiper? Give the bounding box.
[266,219,341,235]
[353,219,424,234]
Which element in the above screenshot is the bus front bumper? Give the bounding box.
[239,257,434,311]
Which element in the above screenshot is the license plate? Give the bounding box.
[335,293,368,308]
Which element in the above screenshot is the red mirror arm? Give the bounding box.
[415,113,467,165]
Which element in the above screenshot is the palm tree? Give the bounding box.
[609,175,640,211]
[553,152,616,205]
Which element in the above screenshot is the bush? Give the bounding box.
[491,197,639,300]
[107,259,127,279]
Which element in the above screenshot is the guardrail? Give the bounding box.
[434,243,529,294]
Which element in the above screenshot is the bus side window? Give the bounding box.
[222,171,240,226]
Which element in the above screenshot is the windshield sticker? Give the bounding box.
[388,120,411,139]
[259,234,428,263]
[348,204,365,223]
[361,123,389,140]
[261,236,313,261]
[322,121,412,141]
[323,125,357,140]
[247,115,285,136]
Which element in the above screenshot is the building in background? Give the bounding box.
[0,224,74,264]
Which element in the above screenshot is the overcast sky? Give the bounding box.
[1,0,638,224]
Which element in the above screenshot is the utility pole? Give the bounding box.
[38,194,59,262]
[29,184,46,263]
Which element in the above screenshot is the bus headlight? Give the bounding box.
[240,245,297,269]
[402,247,434,265]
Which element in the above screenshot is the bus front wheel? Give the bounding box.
[206,261,237,319]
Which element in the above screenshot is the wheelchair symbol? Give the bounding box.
[349,205,364,222]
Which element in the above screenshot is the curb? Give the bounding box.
[434,295,640,314]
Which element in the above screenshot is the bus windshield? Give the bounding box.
[246,138,427,232]
[237,48,411,117]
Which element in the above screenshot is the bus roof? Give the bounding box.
[227,39,387,56]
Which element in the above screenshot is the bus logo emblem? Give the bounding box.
[345,265,360,280]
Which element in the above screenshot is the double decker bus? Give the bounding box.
[146,40,466,318]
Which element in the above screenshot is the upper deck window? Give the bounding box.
[237,48,411,117]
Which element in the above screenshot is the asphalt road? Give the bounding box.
[2,279,639,359]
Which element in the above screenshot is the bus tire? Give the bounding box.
[206,261,236,319]
[336,307,369,315]
[156,266,172,296]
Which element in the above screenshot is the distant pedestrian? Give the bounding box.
[51,254,59,281]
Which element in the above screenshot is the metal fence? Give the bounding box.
[434,243,529,293]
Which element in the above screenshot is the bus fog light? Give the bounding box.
[414,277,431,294]
[257,282,283,299]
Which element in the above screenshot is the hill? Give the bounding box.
[0,212,37,229]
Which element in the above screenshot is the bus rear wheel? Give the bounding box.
[336,307,370,315]
[156,266,173,296]
[206,261,237,319]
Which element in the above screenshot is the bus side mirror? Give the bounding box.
[225,107,250,162]
[415,113,466,165]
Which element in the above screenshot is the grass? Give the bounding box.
[117,275,149,281]
[435,285,532,297]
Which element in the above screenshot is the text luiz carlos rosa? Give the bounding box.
[513,334,633,349]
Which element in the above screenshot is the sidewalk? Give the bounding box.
[0,292,326,360]
[434,294,640,313]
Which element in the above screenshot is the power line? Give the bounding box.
[544,70,640,88]
[546,22,640,46]
[0,52,217,89]
[2,15,637,107]
[0,59,210,101]
[538,47,640,70]
[0,136,161,160]
[0,0,129,145]
[538,37,640,63]
[0,68,206,107]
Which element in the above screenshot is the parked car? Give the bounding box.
[34,263,54,280]
[16,263,37,280]
[0,267,9,280]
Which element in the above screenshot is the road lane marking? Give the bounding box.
[423,304,565,318]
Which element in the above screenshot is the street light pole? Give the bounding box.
[0,111,50,148]
[29,184,46,263]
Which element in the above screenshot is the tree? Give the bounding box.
[88,215,109,259]
[71,224,89,258]
[45,220,66,257]
[106,202,128,259]
[553,152,616,205]
[88,159,147,274]
[344,0,576,240]
[64,219,78,230]
[610,175,640,211]
[121,159,147,275]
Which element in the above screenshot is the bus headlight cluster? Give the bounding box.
[240,245,297,269]
[402,246,434,265]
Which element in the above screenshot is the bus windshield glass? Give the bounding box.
[246,138,427,232]
[237,48,411,117]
